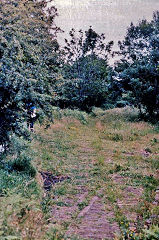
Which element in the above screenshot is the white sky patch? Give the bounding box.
[52,0,159,45]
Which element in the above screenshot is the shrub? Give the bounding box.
[0,136,36,177]
[116,11,159,119]
[52,107,88,124]
[11,153,36,177]
[55,27,116,111]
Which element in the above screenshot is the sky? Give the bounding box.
[50,0,159,48]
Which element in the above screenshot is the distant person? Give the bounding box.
[27,104,37,132]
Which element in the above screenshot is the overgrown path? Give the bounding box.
[35,108,159,239]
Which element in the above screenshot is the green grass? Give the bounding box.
[1,107,159,239]
[0,169,42,240]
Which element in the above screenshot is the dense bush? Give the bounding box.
[0,0,61,177]
[0,0,59,149]
[52,106,88,124]
[11,153,36,177]
[115,11,159,119]
[55,56,110,111]
[54,28,117,111]
[0,135,36,177]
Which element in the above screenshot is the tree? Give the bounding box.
[55,27,114,111]
[0,0,59,150]
[116,11,159,118]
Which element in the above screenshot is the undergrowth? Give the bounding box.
[1,107,159,239]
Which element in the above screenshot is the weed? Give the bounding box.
[90,166,101,176]
[97,155,105,166]
[109,164,123,174]
[144,147,152,153]
[0,169,39,198]
[151,137,159,144]
[54,185,67,196]
[41,195,52,215]
[91,138,102,150]
[56,201,69,207]
[143,224,159,239]
[112,133,123,142]
[11,154,36,177]
[44,227,65,240]
[153,125,159,133]
[77,201,88,211]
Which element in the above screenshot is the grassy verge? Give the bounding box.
[0,107,159,239]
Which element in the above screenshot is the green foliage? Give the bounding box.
[44,227,65,240]
[0,136,36,177]
[11,153,36,177]
[55,28,116,111]
[77,200,88,211]
[0,168,39,197]
[119,223,159,240]
[143,225,159,240]
[52,107,88,124]
[116,11,159,119]
[0,0,59,149]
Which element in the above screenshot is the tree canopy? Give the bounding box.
[54,27,115,111]
[116,11,159,118]
[0,0,59,148]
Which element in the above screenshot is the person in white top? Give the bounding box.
[27,105,36,132]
